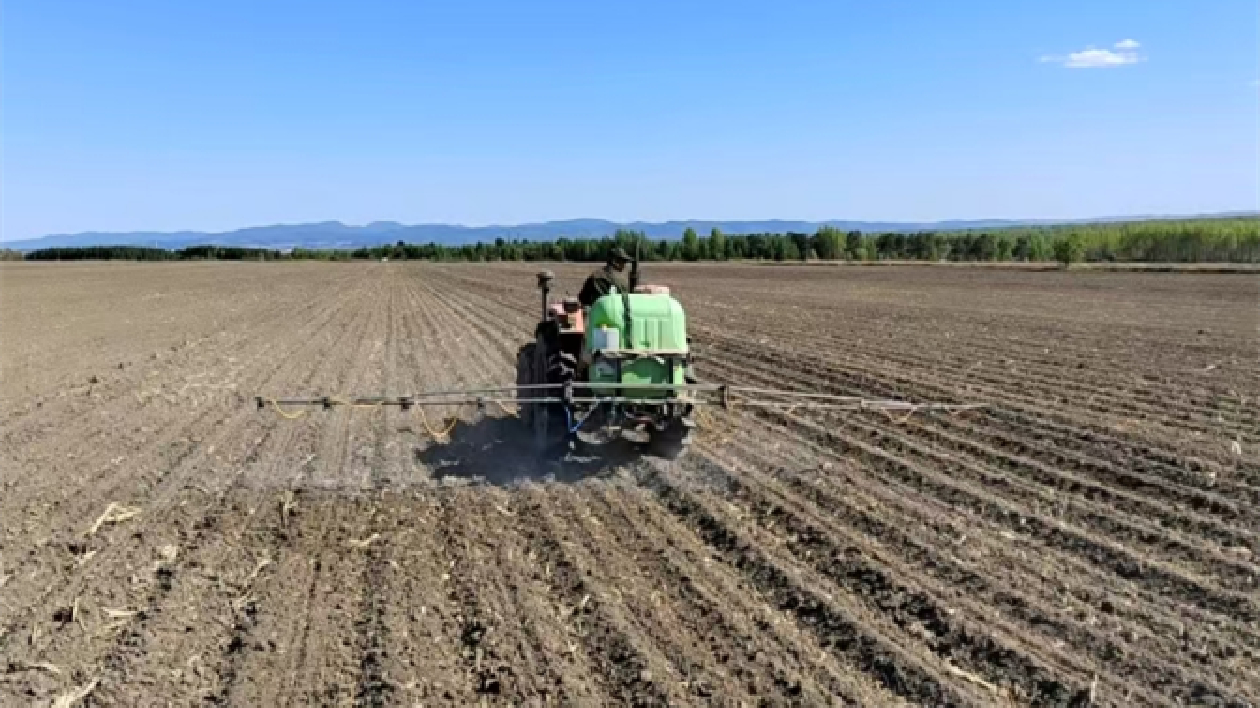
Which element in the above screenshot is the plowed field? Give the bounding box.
[2,261,1257,706]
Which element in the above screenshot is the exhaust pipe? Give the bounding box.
[536,271,554,320]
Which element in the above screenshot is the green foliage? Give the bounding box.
[25,246,175,261]
[681,227,700,262]
[972,232,997,261]
[862,235,878,261]
[18,218,1258,265]
[1012,236,1030,261]
[812,226,842,260]
[1028,233,1050,261]
[844,230,863,259]
[0,248,25,261]
[710,228,727,260]
[788,232,811,261]
[780,237,800,261]
[181,245,286,260]
[995,233,1014,261]
[1053,233,1086,267]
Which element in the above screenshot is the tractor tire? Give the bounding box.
[531,337,554,453]
[546,351,576,387]
[532,342,580,454]
[515,343,536,426]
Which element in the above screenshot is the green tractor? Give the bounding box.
[515,269,695,458]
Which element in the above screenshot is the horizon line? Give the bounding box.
[5,209,1257,244]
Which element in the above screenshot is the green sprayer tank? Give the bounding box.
[586,293,688,397]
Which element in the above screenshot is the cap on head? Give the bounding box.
[608,247,631,263]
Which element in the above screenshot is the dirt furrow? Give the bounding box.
[692,434,1252,704]
[697,330,1258,517]
[637,457,994,704]
[434,488,602,703]
[562,483,819,703]
[591,482,901,704]
[74,280,383,704]
[0,284,379,704]
[514,486,684,704]
[698,351,1260,598]
[250,281,394,705]
[700,348,1257,545]
[713,318,1260,444]
[8,261,1256,706]
[684,282,1260,443]
[697,402,1260,667]
[0,281,366,610]
[584,483,880,704]
[697,326,1253,480]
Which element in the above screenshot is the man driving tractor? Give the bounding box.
[577,247,632,307]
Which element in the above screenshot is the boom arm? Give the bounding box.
[257,382,984,415]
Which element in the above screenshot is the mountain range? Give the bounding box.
[4,213,1255,252]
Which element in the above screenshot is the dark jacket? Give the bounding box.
[578,264,630,307]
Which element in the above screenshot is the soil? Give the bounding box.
[1,261,1257,706]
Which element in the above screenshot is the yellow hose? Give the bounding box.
[269,398,309,420]
[418,406,461,439]
[268,396,385,419]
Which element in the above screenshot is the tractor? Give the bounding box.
[257,263,985,454]
[515,268,695,458]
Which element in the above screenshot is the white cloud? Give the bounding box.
[1040,41,1143,68]
[1063,48,1141,68]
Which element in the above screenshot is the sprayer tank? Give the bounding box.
[586,294,688,352]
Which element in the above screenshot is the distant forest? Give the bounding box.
[15,217,1260,265]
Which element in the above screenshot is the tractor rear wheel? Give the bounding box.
[547,351,577,388]
[533,339,581,453]
[515,343,536,426]
[531,337,555,452]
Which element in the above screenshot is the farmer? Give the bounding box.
[577,247,632,307]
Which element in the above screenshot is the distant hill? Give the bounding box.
[4,213,1256,252]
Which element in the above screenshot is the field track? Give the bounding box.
[2,261,1257,706]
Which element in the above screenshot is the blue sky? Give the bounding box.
[3,0,1257,240]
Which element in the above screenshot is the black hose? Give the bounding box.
[622,292,633,351]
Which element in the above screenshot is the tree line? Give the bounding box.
[16,217,1259,265]
[22,245,288,261]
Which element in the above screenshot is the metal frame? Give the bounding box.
[256,382,985,414]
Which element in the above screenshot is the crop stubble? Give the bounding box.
[1,261,1256,706]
